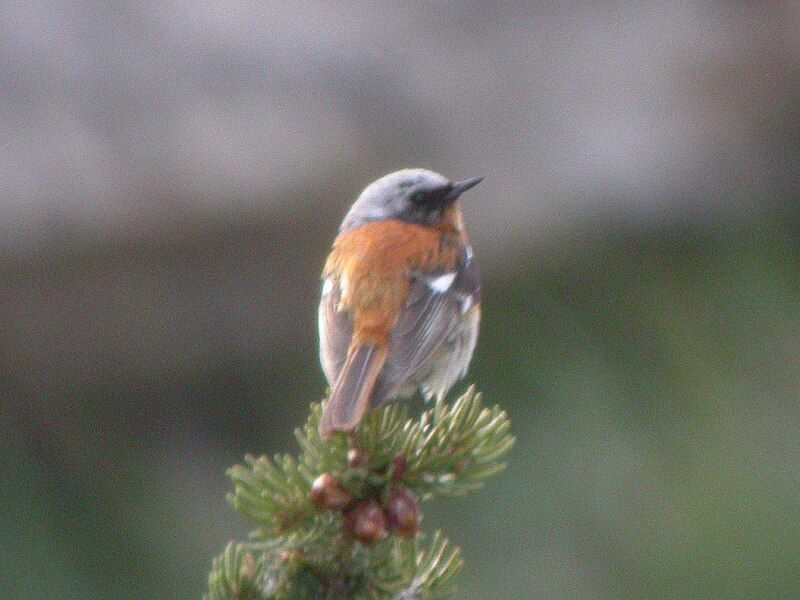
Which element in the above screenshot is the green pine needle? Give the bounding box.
[209,386,514,599]
[205,542,270,600]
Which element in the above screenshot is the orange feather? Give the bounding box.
[324,218,462,346]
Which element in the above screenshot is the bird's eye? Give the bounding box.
[409,190,425,204]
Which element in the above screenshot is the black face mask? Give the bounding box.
[399,184,456,225]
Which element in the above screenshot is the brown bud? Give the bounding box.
[310,473,354,510]
[391,453,406,480]
[385,488,420,538]
[347,448,366,468]
[343,500,388,544]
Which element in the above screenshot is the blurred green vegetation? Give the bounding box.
[6,213,800,599]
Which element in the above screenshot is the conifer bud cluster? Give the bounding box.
[309,453,421,545]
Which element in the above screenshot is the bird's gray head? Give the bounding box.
[340,168,483,232]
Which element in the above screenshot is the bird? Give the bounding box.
[318,168,483,437]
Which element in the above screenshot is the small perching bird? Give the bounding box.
[318,168,482,436]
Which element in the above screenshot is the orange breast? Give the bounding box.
[325,218,461,345]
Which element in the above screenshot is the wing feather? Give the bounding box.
[376,247,481,404]
[318,276,352,386]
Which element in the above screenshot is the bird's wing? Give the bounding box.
[378,245,481,401]
[319,269,394,436]
[318,275,353,387]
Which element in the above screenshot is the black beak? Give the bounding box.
[448,176,484,200]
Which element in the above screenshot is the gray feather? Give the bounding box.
[372,245,481,406]
[318,276,352,386]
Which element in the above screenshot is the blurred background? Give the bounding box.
[2,2,799,598]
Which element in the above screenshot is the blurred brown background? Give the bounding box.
[2,2,800,598]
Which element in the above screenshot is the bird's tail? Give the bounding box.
[320,344,387,437]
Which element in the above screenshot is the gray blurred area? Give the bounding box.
[2,2,800,599]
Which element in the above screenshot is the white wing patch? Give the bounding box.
[322,277,333,296]
[427,272,457,293]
